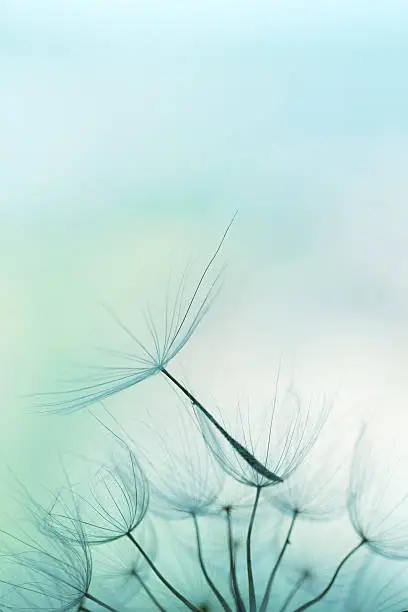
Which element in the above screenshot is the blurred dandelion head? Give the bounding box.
[348,426,408,559]
[138,405,224,520]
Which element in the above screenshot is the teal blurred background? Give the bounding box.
[1,0,408,526]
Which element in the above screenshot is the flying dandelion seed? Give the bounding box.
[30,214,283,486]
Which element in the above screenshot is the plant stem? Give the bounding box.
[247,486,262,612]
[293,539,366,611]
[259,510,298,612]
[192,513,233,612]
[126,532,200,612]
[85,592,120,612]
[161,368,282,484]
[225,507,246,612]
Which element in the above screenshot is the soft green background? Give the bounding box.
[2,0,408,531]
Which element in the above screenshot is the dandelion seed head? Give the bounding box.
[0,504,93,612]
[348,427,408,559]
[195,383,331,489]
[29,220,233,415]
[46,443,149,545]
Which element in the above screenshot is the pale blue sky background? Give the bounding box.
[1,1,408,523]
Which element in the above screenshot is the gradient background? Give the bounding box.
[1,1,408,598]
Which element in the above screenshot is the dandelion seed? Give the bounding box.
[31,213,285,485]
[30,217,234,416]
[192,380,330,612]
[0,503,118,612]
[195,382,331,490]
[46,442,149,546]
[347,425,408,560]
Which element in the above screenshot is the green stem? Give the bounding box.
[293,539,366,611]
[192,514,233,612]
[161,368,282,484]
[225,507,246,612]
[259,510,298,612]
[247,486,262,612]
[85,592,120,612]
[126,532,200,612]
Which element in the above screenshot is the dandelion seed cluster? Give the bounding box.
[4,221,408,611]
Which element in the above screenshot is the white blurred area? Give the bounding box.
[1,0,408,526]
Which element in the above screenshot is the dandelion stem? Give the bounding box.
[132,570,166,611]
[278,576,306,612]
[192,513,233,612]
[126,532,200,612]
[247,485,262,612]
[85,592,120,612]
[293,539,366,611]
[225,507,246,612]
[161,368,283,484]
[259,509,298,612]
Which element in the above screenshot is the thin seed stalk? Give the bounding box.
[192,513,233,612]
[225,508,246,612]
[126,532,200,612]
[85,592,120,612]
[259,509,299,612]
[247,486,262,612]
[293,539,366,611]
